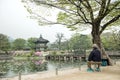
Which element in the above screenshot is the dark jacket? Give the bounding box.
[88,48,101,62]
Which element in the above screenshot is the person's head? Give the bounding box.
[92,44,98,49]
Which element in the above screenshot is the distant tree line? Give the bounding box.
[48,30,120,54]
[0,30,119,54]
[102,30,120,51]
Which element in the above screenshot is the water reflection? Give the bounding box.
[48,60,86,70]
[0,59,48,78]
[0,59,86,78]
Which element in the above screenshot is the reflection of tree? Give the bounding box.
[48,60,84,69]
[0,60,48,77]
[0,61,9,73]
[30,60,48,72]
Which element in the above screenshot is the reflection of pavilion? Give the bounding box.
[34,35,49,51]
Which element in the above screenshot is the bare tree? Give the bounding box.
[56,33,64,50]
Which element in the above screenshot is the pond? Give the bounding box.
[0,58,86,78]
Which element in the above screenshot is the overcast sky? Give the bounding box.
[0,0,77,43]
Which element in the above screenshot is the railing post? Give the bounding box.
[114,59,116,65]
[79,57,81,71]
[55,67,58,75]
[18,71,21,80]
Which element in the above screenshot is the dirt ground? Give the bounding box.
[1,61,120,80]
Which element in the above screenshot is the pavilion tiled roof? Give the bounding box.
[34,35,49,43]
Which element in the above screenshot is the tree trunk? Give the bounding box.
[91,24,113,66]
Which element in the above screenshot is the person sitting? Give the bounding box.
[87,44,102,72]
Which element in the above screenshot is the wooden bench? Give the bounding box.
[87,61,102,72]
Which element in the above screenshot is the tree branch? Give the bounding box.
[43,21,84,27]
[97,0,106,20]
[104,0,120,17]
[95,0,102,5]
[33,0,77,15]
[33,10,84,27]
[68,0,90,24]
[32,0,92,26]
[82,0,94,22]
[100,14,120,34]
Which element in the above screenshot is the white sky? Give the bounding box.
[0,0,77,43]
